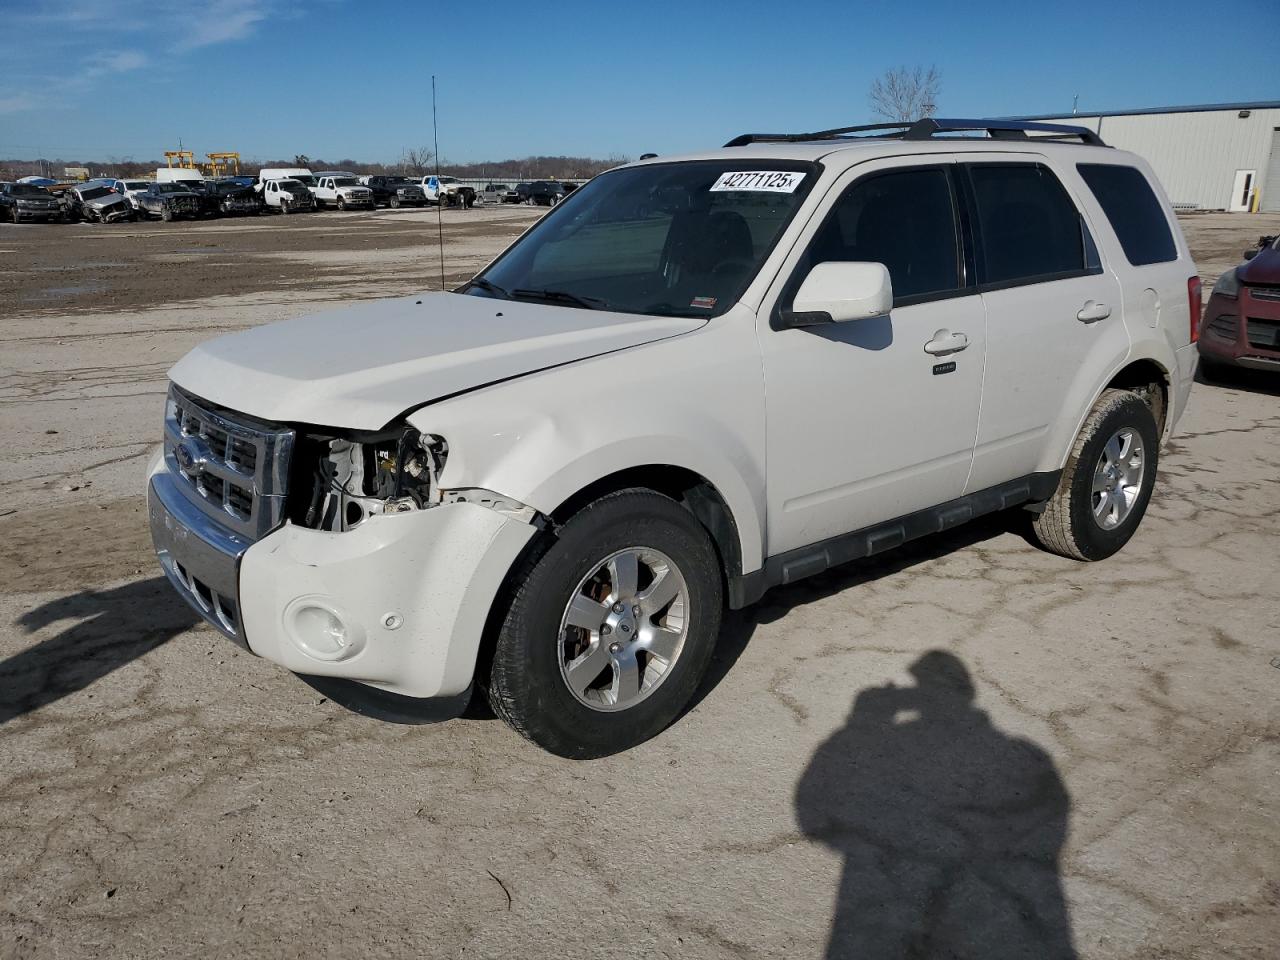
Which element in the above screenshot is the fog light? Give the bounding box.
[284,597,366,662]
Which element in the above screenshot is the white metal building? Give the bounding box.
[1017,101,1280,213]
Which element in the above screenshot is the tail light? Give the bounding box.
[1188,276,1203,343]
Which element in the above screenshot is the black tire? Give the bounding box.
[389,195,400,208]
[280,200,290,215]
[486,490,724,759]
[336,196,346,211]
[1032,388,1160,561]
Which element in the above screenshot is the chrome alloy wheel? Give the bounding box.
[557,547,689,712]
[1092,426,1145,530]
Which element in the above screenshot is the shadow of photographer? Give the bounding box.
[796,651,1076,959]
[2,578,197,726]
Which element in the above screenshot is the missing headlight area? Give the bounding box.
[291,428,448,531]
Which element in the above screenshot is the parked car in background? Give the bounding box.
[437,176,476,208]
[261,178,315,213]
[514,182,532,202]
[479,183,520,204]
[313,173,375,210]
[111,179,154,210]
[257,167,317,198]
[1199,233,1280,376]
[210,178,265,216]
[523,180,568,206]
[0,181,63,222]
[561,181,580,194]
[184,181,227,218]
[406,176,443,203]
[65,183,134,223]
[362,176,427,208]
[135,182,202,221]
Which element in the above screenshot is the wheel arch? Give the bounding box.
[547,464,745,585]
[1041,352,1174,474]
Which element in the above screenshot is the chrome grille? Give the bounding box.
[1248,286,1280,303]
[164,384,294,540]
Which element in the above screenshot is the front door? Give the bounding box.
[759,159,985,555]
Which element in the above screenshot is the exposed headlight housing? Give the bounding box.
[1213,267,1241,299]
[291,426,448,532]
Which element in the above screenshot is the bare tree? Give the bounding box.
[402,146,436,175]
[868,65,941,123]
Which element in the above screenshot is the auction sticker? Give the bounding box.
[710,171,805,193]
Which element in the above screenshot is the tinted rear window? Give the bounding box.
[967,164,1092,286]
[1077,164,1177,266]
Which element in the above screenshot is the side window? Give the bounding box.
[1076,163,1177,266]
[804,167,961,302]
[966,164,1094,286]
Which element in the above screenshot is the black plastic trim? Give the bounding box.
[725,118,1107,149]
[727,471,1061,608]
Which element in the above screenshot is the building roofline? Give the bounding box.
[1008,100,1280,121]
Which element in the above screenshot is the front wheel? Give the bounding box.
[389,195,400,208]
[160,205,174,222]
[336,196,346,210]
[486,490,723,758]
[1032,388,1160,561]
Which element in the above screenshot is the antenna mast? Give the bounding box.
[432,75,446,291]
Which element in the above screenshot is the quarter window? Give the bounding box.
[967,164,1094,286]
[803,167,961,302]
[1077,164,1177,266]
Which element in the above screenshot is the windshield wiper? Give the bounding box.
[466,277,510,299]
[511,288,608,310]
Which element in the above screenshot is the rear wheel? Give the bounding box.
[1031,389,1160,561]
[486,490,723,758]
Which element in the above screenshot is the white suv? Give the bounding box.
[148,118,1200,757]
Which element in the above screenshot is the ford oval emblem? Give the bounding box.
[175,439,202,475]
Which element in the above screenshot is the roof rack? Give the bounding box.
[723,117,1107,149]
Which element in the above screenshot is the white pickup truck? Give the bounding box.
[259,178,314,213]
[149,118,1199,758]
[312,173,375,210]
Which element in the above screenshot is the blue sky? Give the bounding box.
[2,0,1277,164]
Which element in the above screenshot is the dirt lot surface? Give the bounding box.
[1,208,1277,959]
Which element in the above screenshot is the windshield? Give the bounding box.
[471,160,817,318]
[81,187,114,200]
[156,183,190,193]
[290,174,316,186]
[12,185,49,197]
[124,181,149,190]
[333,177,358,187]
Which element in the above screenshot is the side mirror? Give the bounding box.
[780,261,893,328]
[1243,248,1257,261]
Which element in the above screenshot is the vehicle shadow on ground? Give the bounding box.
[795,651,1077,959]
[1196,362,1280,397]
[690,512,1023,713]
[2,578,197,726]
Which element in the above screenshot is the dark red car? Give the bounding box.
[1198,234,1280,373]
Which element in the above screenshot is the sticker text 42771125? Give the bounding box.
[709,171,805,193]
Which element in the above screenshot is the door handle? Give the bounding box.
[1077,300,1112,323]
[923,330,970,356]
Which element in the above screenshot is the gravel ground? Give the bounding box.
[0,207,1277,960]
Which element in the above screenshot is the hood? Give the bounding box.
[169,292,707,430]
[1239,242,1280,286]
[86,194,128,208]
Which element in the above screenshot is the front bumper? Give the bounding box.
[148,453,536,699]
[1198,288,1280,370]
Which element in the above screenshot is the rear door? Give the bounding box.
[961,157,1126,492]
[759,157,986,554]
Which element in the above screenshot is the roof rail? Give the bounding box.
[723,117,1107,148]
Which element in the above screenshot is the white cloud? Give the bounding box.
[0,1,313,114]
